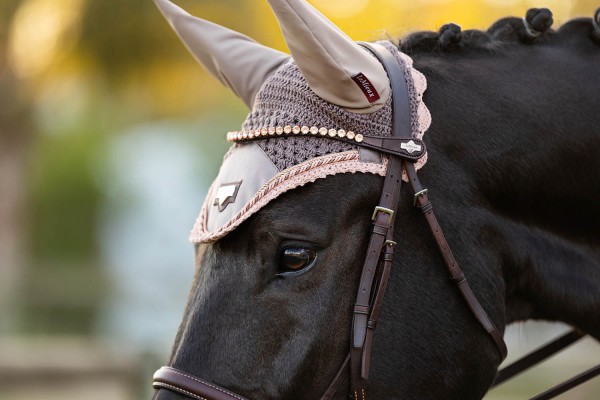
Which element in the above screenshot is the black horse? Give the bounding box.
[152,1,600,399]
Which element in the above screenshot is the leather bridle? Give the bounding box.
[153,43,598,400]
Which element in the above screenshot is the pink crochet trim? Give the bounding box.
[398,51,430,172]
[190,151,387,243]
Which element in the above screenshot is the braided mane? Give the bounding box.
[398,7,600,55]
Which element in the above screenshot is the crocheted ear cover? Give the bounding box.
[190,41,431,243]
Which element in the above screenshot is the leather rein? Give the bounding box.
[153,43,598,400]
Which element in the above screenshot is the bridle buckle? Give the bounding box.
[413,189,428,206]
[371,206,395,225]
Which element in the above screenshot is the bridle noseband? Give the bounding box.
[153,367,249,400]
[153,43,597,400]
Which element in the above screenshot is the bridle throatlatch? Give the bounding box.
[152,43,597,400]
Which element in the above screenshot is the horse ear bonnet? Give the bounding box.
[155,0,431,243]
[154,0,291,108]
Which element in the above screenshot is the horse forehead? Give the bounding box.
[189,41,431,245]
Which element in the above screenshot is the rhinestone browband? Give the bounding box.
[227,126,364,143]
[226,125,428,162]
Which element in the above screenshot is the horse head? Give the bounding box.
[152,1,600,399]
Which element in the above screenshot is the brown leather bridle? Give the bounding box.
[153,43,598,400]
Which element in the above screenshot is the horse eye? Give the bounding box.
[277,246,317,276]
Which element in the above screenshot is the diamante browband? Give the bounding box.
[227,125,427,161]
[226,126,364,143]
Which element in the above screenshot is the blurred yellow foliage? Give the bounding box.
[9,0,84,80]
[6,0,600,116]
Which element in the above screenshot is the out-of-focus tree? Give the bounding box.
[0,0,34,334]
[6,0,251,336]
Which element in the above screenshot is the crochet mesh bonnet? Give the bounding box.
[154,0,431,243]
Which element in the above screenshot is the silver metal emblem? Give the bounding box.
[214,181,242,212]
[400,140,422,154]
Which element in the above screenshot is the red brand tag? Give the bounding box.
[351,73,381,103]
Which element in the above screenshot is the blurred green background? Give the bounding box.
[0,1,598,399]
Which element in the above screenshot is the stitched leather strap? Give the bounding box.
[404,161,508,361]
[348,42,413,397]
[153,367,249,400]
[361,231,396,378]
[350,135,425,161]
[319,354,351,400]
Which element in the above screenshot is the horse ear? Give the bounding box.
[154,0,291,108]
[267,0,390,113]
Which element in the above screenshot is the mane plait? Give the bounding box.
[592,7,600,44]
[399,7,600,55]
[439,23,463,50]
[488,8,554,43]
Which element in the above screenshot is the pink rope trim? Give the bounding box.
[190,151,387,243]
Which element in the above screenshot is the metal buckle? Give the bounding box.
[372,206,394,225]
[384,240,397,247]
[413,189,428,206]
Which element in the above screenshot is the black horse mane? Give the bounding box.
[398,8,600,55]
